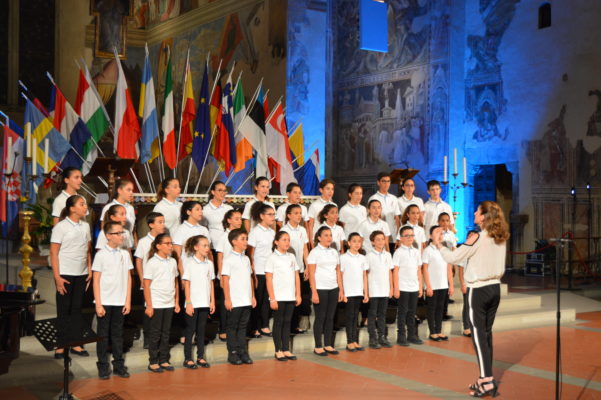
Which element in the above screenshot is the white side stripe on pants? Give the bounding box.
[468,288,486,377]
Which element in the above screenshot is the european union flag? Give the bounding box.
[191,61,211,172]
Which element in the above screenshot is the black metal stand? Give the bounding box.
[553,239,565,400]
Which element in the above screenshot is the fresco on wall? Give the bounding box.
[132,0,197,29]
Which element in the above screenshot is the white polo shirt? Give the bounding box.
[152,198,182,234]
[396,223,426,249]
[339,202,367,237]
[182,256,215,308]
[393,245,422,292]
[52,190,89,218]
[397,194,425,216]
[242,197,275,229]
[247,224,275,275]
[368,192,400,241]
[340,251,368,297]
[144,254,178,308]
[92,245,133,306]
[264,250,299,302]
[50,217,91,276]
[307,197,336,221]
[214,229,232,258]
[276,202,309,223]
[442,229,458,249]
[424,199,454,233]
[202,200,233,245]
[173,221,211,248]
[100,199,136,234]
[307,244,340,290]
[366,249,393,298]
[96,228,134,250]
[134,233,155,267]
[422,244,449,290]
[357,217,391,252]
[221,251,253,308]
[315,222,346,252]
[279,223,309,272]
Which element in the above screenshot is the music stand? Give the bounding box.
[34,316,99,400]
[87,158,135,199]
[390,168,419,186]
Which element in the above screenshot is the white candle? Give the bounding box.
[443,155,448,182]
[6,137,13,175]
[32,138,37,176]
[43,139,49,174]
[463,157,467,184]
[25,123,31,158]
[453,148,457,175]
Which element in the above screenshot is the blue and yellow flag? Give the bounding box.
[138,44,160,164]
[191,61,211,172]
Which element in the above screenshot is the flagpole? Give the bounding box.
[175,48,191,176]
[290,140,319,171]
[210,59,224,100]
[233,171,255,195]
[205,165,223,195]
[266,97,283,124]
[183,157,193,194]
[193,124,218,193]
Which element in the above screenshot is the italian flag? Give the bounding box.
[162,52,176,169]
[114,53,141,159]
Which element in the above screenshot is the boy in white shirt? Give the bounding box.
[92,221,133,379]
[424,180,455,233]
[276,182,309,228]
[393,226,424,346]
[366,231,394,349]
[368,172,401,250]
[222,229,256,366]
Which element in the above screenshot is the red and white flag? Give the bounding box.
[113,52,141,159]
[265,101,296,193]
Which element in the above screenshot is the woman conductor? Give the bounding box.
[432,201,509,398]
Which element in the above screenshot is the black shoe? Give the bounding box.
[197,359,211,368]
[97,362,111,380]
[346,345,357,352]
[183,360,198,369]
[439,335,449,341]
[462,331,473,338]
[114,367,130,378]
[313,349,328,356]
[379,337,392,348]
[228,353,243,365]
[285,354,297,360]
[260,329,273,337]
[275,353,288,361]
[292,328,306,334]
[408,336,424,345]
[397,336,409,347]
[324,348,339,355]
[448,299,455,304]
[160,363,175,371]
[369,338,381,349]
[355,345,365,351]
[143,342,149,350]
[148,365,163,373]
[240,353,253,364]
[71,348,90,357]
[443,314,453,321]
[429,335,442,342]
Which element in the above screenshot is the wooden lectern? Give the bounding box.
[87,158,135,199]
[390,168,419,186]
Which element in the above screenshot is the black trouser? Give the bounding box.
[184,307,209,360]
[368,297,388,338]
[251,275,270,331]
[397,291,418,339]
[272,301,295,351]
[345,296,362,343]
[467,284,500,378]
[427,289,447,335]
[462,292,471,330]
[227,306,251,355]
[148,308,174,365]
[291,276,311,330]
[56,274,87,318]
[215,280,228,334]
[313,288,339,348]
[96,305,125,369]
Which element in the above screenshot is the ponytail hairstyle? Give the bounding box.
[428,225,439,244]
[105,204,126,224]
[250,201,273,224]
[113,179,133,200]
[313,225,331,247]
[346,232,366,255]
[59,194,85,221]
[272,230,290,252]
[58,167,81,192]
[284,203,302,224]
[148,233,177,261]
[253,176,270,200]
[478,201,510,244]
[184,235,208,257]
[209,180,226,200]
[222,208,242,230]
[180,200,202,224]
[318,204,340,225]
[157,177,179,201]
[401,204,420,225]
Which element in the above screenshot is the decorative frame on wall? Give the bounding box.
[90,0,132,59]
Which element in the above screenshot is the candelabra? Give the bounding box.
[442,172,472,218]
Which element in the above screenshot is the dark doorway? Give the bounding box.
[473,164,513,226]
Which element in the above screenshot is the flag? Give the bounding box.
[1,124,23,235]
[49,83,93,171]
[232,77,253,172]
[162,51,177,169]
[294,149,320,195]
[213,72,236,176]
[266,101,297,193]
[138,45,160,164]
[76,65,109,174]
[191,61,211,172]
[238,88,268,178]
[178,52,196,161]
[114,52,141,160]
[209,80,222,152]
[289,122,304,167]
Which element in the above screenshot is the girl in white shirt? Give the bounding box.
[339,184,367,238]
[307,178,336,244]
[52,167,84,225]
[366,231,394,349]
[50,194,92,357]
[423,226,454,342]
[308,226,344,356]
[265,231,301,361]
[182,235,215,369]
[275,182,309,228]
[152,177,182,234]
[203,180,233,245]
[357,199,391,252]
[143,233,180,373]
[316,204,346,253]
[96,204,134,251]
[242,177,274,232]
[397,178,425,223]
[397,204,427,250]
[340,233,368,352]
[173,201,211,276]
[100,179,136,243]
[247,202,276,337]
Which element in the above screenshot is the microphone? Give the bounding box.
[548,238,573,243]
